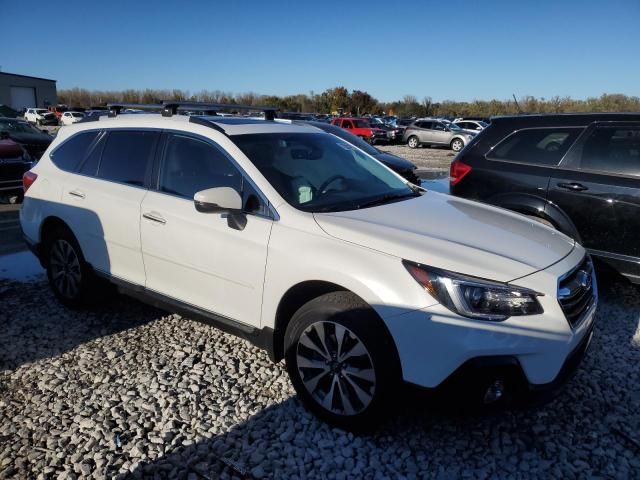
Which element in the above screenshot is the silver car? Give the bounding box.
[403,119,475,152]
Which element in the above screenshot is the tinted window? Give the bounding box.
[343,120,353,129]
[50,131,99,172]
[488,127,583,166]
[160,134,242,199]
[578,126,640,176]
[433,122,446,131]
[97,131,158,186]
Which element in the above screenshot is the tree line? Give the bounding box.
[58,86,640,118]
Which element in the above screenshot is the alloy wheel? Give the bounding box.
[452,139,464,151]
[49,239,82,299]
[296,321,376,416]
[408,137,418,148]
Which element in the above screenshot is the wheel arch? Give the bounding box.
[38,216,74,265]
[271,280,399,364]
[487,192,582,243]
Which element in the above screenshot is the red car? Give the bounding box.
[331,117,388,144]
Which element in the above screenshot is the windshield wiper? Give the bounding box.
[356,191,420,209]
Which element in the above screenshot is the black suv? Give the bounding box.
[451,113,640,283]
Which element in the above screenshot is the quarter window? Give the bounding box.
[50,131,100,172]
[578,126,640,176]
[487,127,583,166]
[159,134,242,200]
[97,131,158,186]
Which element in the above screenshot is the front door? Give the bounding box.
[140,132,273,327]
[431,121,451,145]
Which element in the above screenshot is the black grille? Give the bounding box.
[558,256,596,328]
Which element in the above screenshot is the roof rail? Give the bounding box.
[106,102,279,120]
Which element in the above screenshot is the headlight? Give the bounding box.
[403,261,543,321]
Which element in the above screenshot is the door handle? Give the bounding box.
[68,189,85,199]
[142,212,166,224]
[557,182,588,192]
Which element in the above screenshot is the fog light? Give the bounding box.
[483,380,505,404]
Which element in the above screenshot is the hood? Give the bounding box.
[373,152,416,171]
[314,192,574,282]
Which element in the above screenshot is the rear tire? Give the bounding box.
[451,138,464,152]
[407,136,419,149]
[284,292,400,431]
[44,226,102,307]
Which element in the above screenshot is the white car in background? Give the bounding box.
[20,103,597,430]
[60,111,85,126]
[24,108,57,126]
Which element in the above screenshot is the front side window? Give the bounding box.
[159,134,242,199]
[97,130,158,186]
[233,132,416,213]
[433,122,446,131]
[342,120,354,129]
[50,131,100,172]
[487,127,584,166]
[577,126,640,176]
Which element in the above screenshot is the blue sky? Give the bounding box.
[3,0,639,102]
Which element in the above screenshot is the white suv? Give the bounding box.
[24,108,56,126]
[20,103,597,430]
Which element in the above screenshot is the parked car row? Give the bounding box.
[20,103,599,430]
[0,117,53,200]
[23,105,86,126]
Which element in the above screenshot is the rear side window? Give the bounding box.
[97,131,158,186]
[159,134,242,199]
[50,131,100,172]
[577,126,640,176]
[487,127,583,166]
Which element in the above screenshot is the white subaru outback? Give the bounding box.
[20,103,597,430]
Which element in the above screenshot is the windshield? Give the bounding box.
[233,133,415,213]
[353,120,370,128]
[448,123,463,131]
[0,120,43,134]
[71,113,84,118]
[35,109,48,114]
[368,118,384,125]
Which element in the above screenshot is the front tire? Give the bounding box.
[407,136,419,149]
[451,138,464,152]
[44,226,101,307]
[284,292,400,431]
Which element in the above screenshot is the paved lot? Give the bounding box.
[0,270,638,479]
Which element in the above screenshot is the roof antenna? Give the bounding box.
[512,94,523,114]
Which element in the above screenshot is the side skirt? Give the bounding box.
[96,271,277,361]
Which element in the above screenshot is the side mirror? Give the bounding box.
[194,187,242,213]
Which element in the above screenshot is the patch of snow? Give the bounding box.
[0,250,45,282]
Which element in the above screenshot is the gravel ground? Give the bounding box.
[0,272,639,479]
[376,144,455,171]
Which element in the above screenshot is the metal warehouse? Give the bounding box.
[0,71,57,110]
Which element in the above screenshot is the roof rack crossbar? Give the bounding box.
[107,102,279,120]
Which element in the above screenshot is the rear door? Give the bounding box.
[415,121,433,143]
[474,126,585,202]
[548,123,640,260]
[140,131,273,327]
[62,129,159,285]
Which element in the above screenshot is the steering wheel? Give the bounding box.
[318,175,347,194]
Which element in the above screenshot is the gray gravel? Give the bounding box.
[377,144,455,171]
[1,270,639,479]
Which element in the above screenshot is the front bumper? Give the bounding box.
[383,246,597,394]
